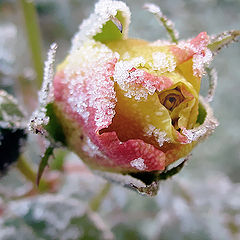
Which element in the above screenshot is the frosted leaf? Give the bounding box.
[29,43,57,135]
[0,90,26,129]
[143,3,179,43]
[1,195,113,240]
[182,96,218,143]
[130,158,147,170]
[208,30,240,55]
[71,0,131,52]
[0,23,17,75]
[95,170,160,196]
[205,67,218,103]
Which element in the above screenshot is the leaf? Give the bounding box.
[36,146,54,186]
[45,103,66,145]
[158,157,188,180]
[144,3,179,43]
[93,11,125,43]
[0,90,27,173]
[196,102,207,125]
[208,30,240,55]
[0,195,114,240]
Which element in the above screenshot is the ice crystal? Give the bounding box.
[113,57,158,100]
[130,158,147,170]
[82,136,106,159]
[144,124,169,147]
[182,97,218,143]
[29,43,58,134]
[151,51,176,73]
[64,41,118,128]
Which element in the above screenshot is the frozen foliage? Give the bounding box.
[0,23,17,75]
[205,67,218,103]
[0,195,113,240]
[143,3,179,43]
[0,90,26,129]
[29,43,57,134]
[71,0,131,52]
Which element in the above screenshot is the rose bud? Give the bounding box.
[49,0,218,175]
[32,0,240,195]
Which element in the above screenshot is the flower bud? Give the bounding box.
[51,0,218,174]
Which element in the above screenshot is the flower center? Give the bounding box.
[158,88,184,111]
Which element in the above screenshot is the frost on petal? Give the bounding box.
[182,96,218,143]
[71,0,131,52]
[54,41,118,131]
[171,32,213,77]
[113,57,173,100]
[130,158,147,171]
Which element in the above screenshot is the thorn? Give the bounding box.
[110,16,123,33]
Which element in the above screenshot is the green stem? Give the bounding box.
[17,155,49,192]
[90,183,111,211]
[19,0,43,88]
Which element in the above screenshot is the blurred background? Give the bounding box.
[0,0,240,239]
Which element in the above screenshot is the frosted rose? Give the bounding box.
[50,0,218,174]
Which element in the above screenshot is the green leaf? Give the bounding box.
[0,90,27,173]
[158,158,188,180]
[197,102,207,125]
[208,30,240,55]
[37,146,54,186]
[93,11,124,43]
[45,103,66,145]
[0,195,113,240]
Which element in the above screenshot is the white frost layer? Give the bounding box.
[29,43,57,133]
[178,39,213,77]
[71,0,131,52]
[144,124,170,147]
[113,57,155,100]
[151,52,176,73]
[64,40,119,128]
[182,96,218,143]
[82,136,106,159]
[130,157,147,170]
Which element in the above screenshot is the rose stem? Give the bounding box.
[17,155,50,192]
[90,183,111,211]
[19,0,44,89]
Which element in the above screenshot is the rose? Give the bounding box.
[50,0,218,174]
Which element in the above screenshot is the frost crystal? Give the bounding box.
[82,136,106,159]
[144,124,170,147]
[29,43,57,134]
[130,158,147,170]
[71,0,131,52]
[151,51,176,73]
[178,37,213,77]
[64,40,118,128]
[182,97,218,143]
